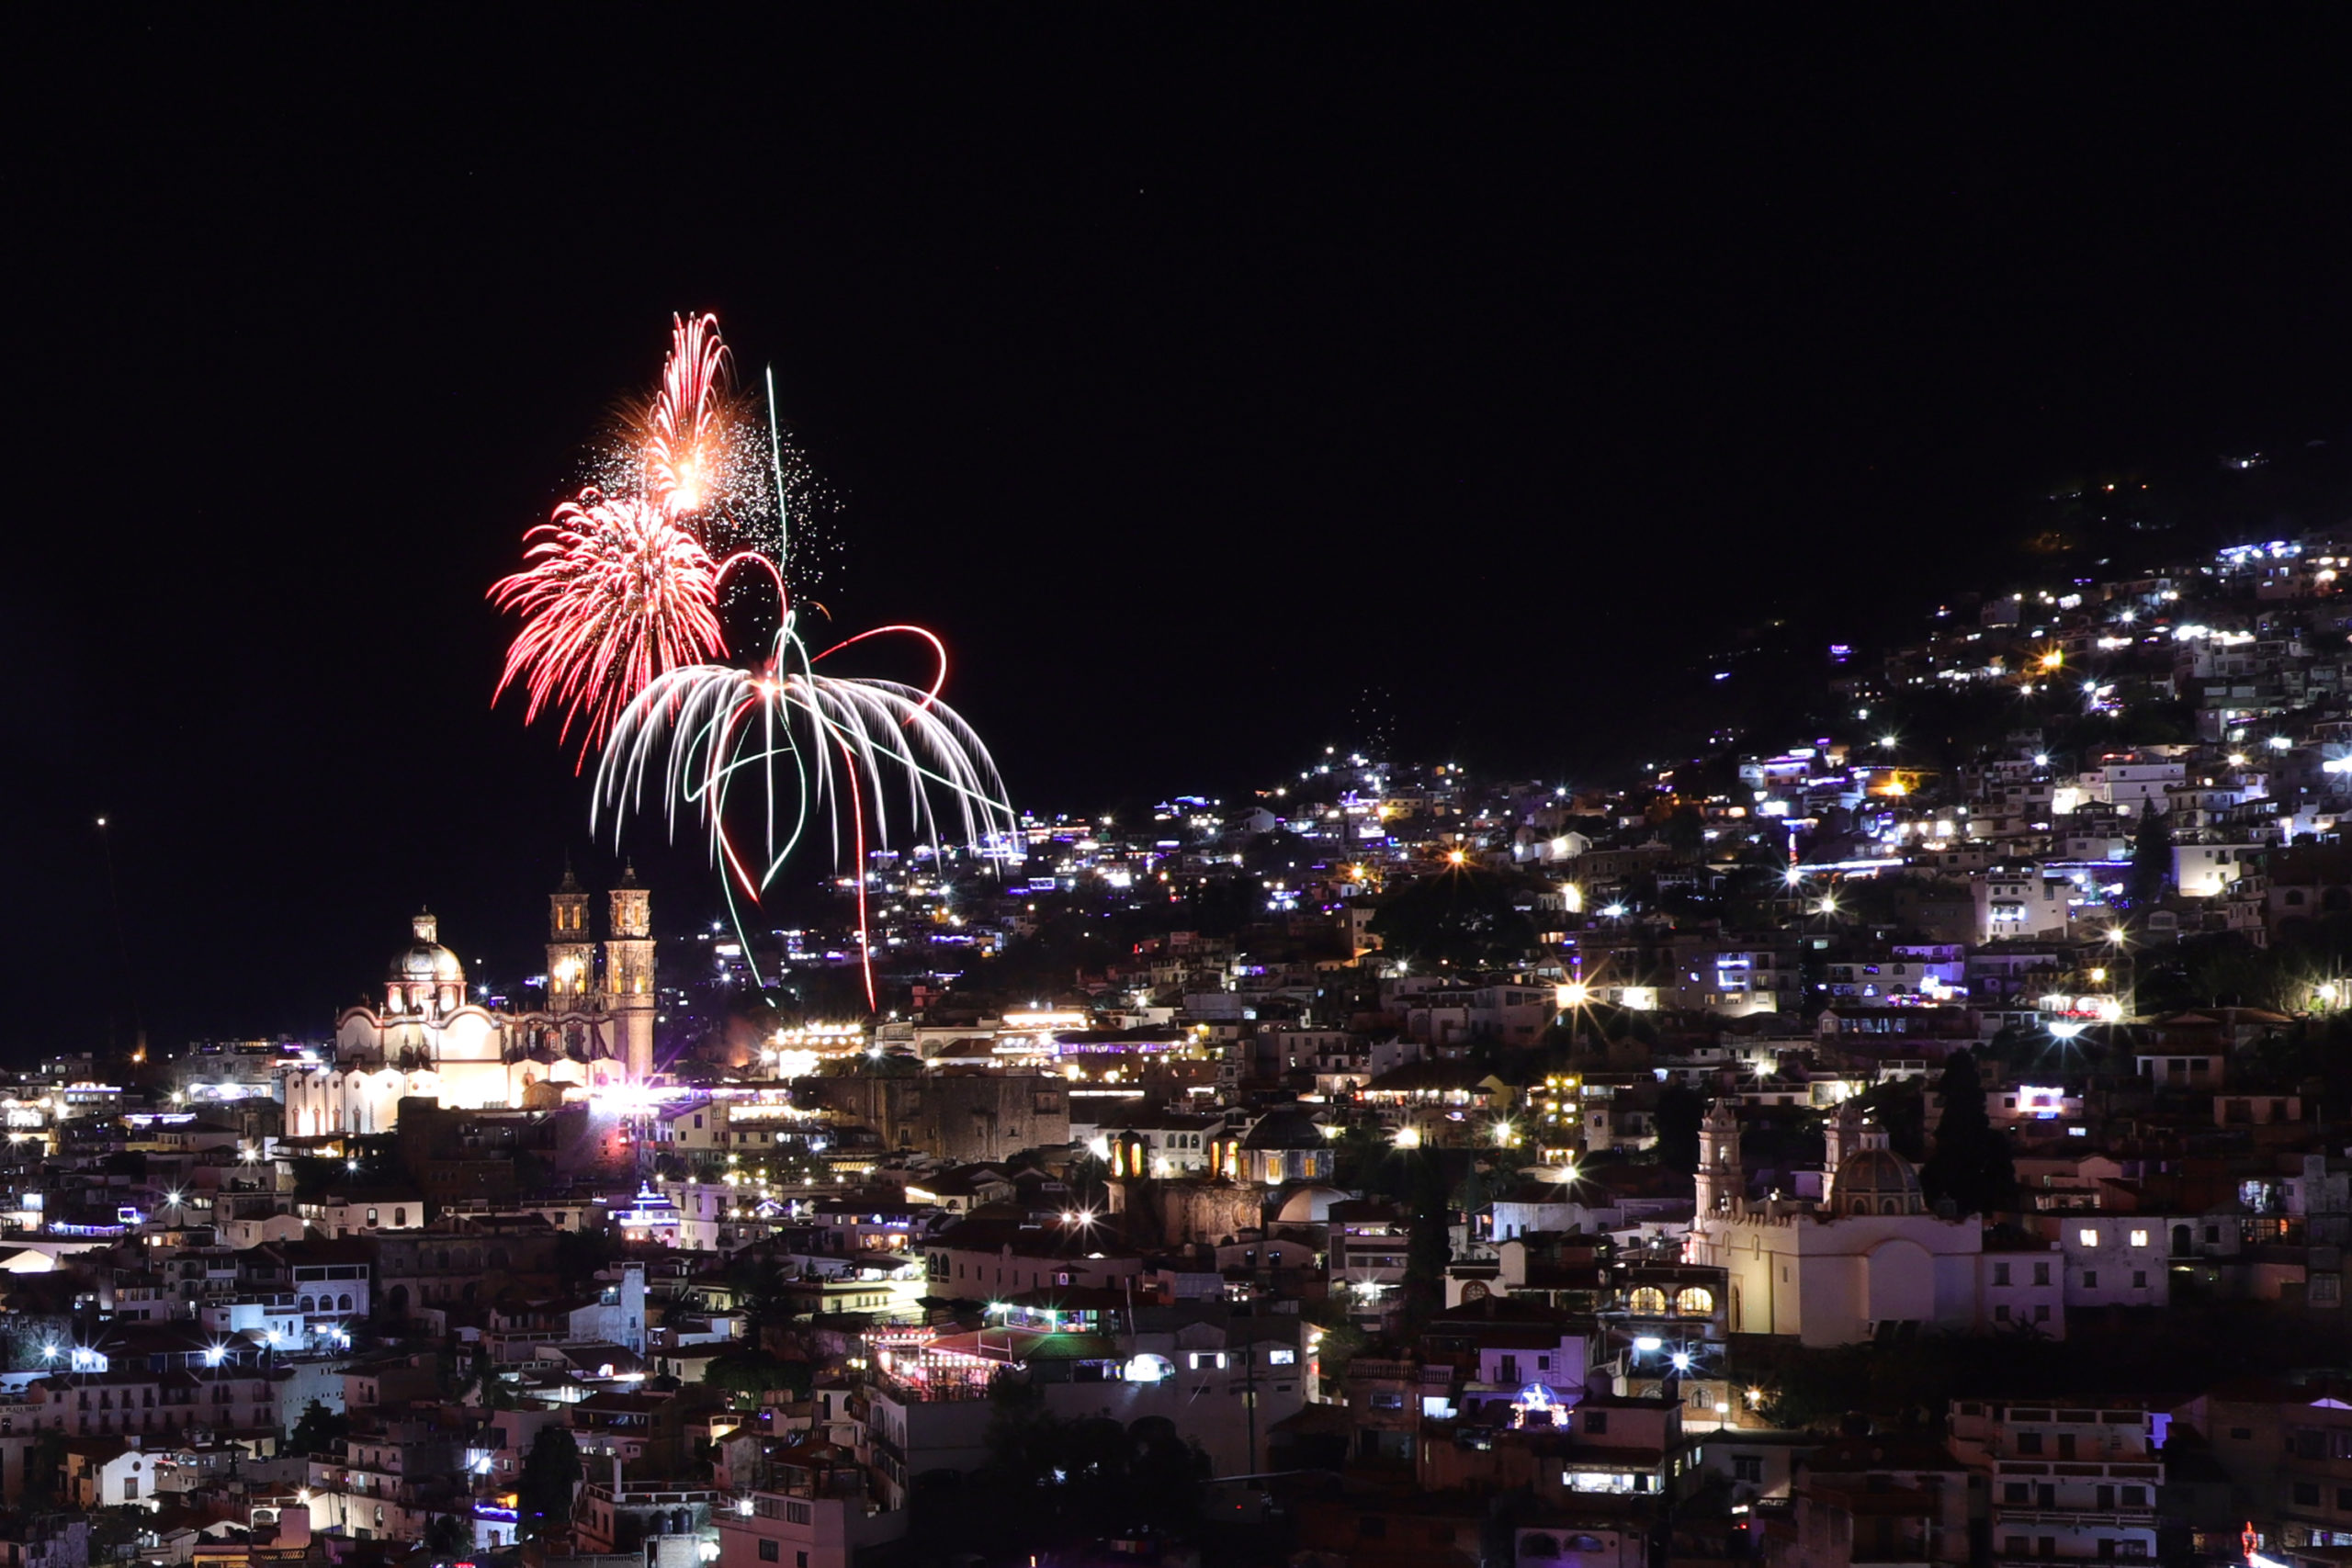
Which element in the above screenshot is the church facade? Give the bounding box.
[1683,1100,2062,1346]
[283,869,656,1134]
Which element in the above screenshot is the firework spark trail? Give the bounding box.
[645,312,732,516]
[592,621,1017,1000]
[489,489,727,761]
[500,311,1014,1011]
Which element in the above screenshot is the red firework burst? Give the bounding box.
[644,311,731,516]
[489,488,726,762]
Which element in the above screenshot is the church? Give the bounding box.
[282,868,657,1134]
[1682,1100,2060,1346]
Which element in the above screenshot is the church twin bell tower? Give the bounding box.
[547,864,656,1081]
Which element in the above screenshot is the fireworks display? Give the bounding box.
[493,314,1013,1008]
[489,488,726,758]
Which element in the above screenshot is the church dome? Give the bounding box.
[389,911,465,985]
[1834,1146,1924,1215]
[1243,1108,1329,1150]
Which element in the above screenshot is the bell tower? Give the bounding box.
[1694,1100,1744,1217]
[548,864,596,1008]
[605,863,656,1079]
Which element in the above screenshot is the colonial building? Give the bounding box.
[1684,1101,2051,1346]
[284,870,657,1134]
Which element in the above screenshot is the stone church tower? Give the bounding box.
[605,863,656,1080]
[547,866,596,1006]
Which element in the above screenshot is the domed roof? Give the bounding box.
[389,910,464,985]
[1833,1146,1923,1212]
[1274,1184,1351,1224]
[1242,1108,1329,1150]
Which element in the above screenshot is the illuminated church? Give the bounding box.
[1682,1100,2042,1346]
[282,869,656,1134]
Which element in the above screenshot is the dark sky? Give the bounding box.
[9,13,2352,1053]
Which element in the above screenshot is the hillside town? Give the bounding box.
[18,529,2352,1568]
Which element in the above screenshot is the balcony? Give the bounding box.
[1995,1509,2158,1529]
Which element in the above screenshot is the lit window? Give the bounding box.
[2129,1230,2149,1248]
[2078,1228,2098,1247]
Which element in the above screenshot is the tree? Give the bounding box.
[424,1512,471,1561]
[1653,1081,1705,1174]
[1366,866,1540,969]
[289,1398,351,1457]
[517,1425,582,1540]
[703,1346,811,1409]
[1918,1050,2017,1219]
[22,1429,65,1510]
[2130,806,2174,908]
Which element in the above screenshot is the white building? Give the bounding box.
[284,872,656,1135]
[1685,1101,2058,1347]
[2056,1218,2170,1310]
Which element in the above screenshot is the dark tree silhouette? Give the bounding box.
[1919,1050,2017,1219]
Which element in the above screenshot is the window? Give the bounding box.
[1735,1457,1764,1483]
[367,1209,379,1226]
[797,1556,808,1568]
[1268,1348,1295,1366]
[2129,1230,2149,1248]
[1584,1412,1608,1434]
[2018,1433,2043,1455]
[758,1543,780,1562]
[2122,1488,2147,1507]
[1996,1304,2011,1322]
[1677,1286,1714,1315]
[2007,1540,2029,1560]
[2297,1483,2321,1506]
[2084,1270,2099,1289]
[785,1503,811,1526]
[1993,1263,2012,1286]
[2132,1272,2147,1289]
[2034,1263,2052,1286]
[2006,1483,2030,1504]
[2080,1228,2099,1247]
[1630,1288,1668,1314]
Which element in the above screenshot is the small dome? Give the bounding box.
[389,910,464,985]
[1834,1146,1924,1214]
[1243,1109,1328,1151]
[1274,1184,1351,1224]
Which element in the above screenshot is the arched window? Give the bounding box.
[2287,888,2308,907]
[299,1296,315,1314]
[338,1293,354,1312]
[1521,1535,1561,1561]
[1852,1198,1871,1215]
[1569,1537,1607,1553]
[1675,1287,1713,1315]
[393,1208,407,1227]
[1628,1287,1668,1314]
[1882,1199,1901,1215]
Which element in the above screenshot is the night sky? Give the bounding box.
[10,14,2352,1053]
